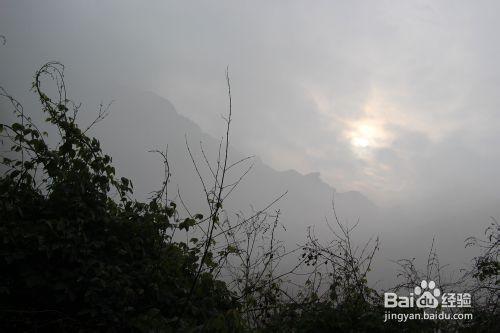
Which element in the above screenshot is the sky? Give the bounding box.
[1,0,500,208]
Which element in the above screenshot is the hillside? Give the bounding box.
[82,86,380,246]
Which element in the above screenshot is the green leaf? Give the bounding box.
[179,218,196,231]
[11,123,23,132]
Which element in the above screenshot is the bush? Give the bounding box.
[0,62,241,332]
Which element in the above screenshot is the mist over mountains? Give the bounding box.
[53,83,486,287]
[1,71,495,287]
[1,2,499,329]
[1,1,500,288]
[84,85,379,236]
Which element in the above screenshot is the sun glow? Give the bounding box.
[350,123,380,148]
[305,85,399,152]
[348,121,387,149]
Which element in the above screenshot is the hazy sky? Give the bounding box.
[2,0,500,207]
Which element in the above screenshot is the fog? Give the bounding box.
[1,0,499,287]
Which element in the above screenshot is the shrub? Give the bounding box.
[0,62,241,332]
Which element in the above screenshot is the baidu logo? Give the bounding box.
[414,280,440,308]
[384,280,471,309]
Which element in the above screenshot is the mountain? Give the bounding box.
[80,86,380,246]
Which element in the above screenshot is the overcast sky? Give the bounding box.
[2,0,500,207]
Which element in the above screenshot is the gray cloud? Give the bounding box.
[1,0,500,211]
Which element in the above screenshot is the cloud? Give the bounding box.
[2,0,500,210]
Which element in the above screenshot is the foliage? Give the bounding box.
[464,219,500,332]
[0,62,241,332]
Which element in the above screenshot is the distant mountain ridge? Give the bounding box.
[82,87,378,233]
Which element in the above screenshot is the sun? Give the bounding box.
[349,122,382,149]
[351,136,370,148]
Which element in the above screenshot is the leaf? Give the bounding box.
[226,245,238,254]
[11,123,23,132]
[179,218,196,231]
